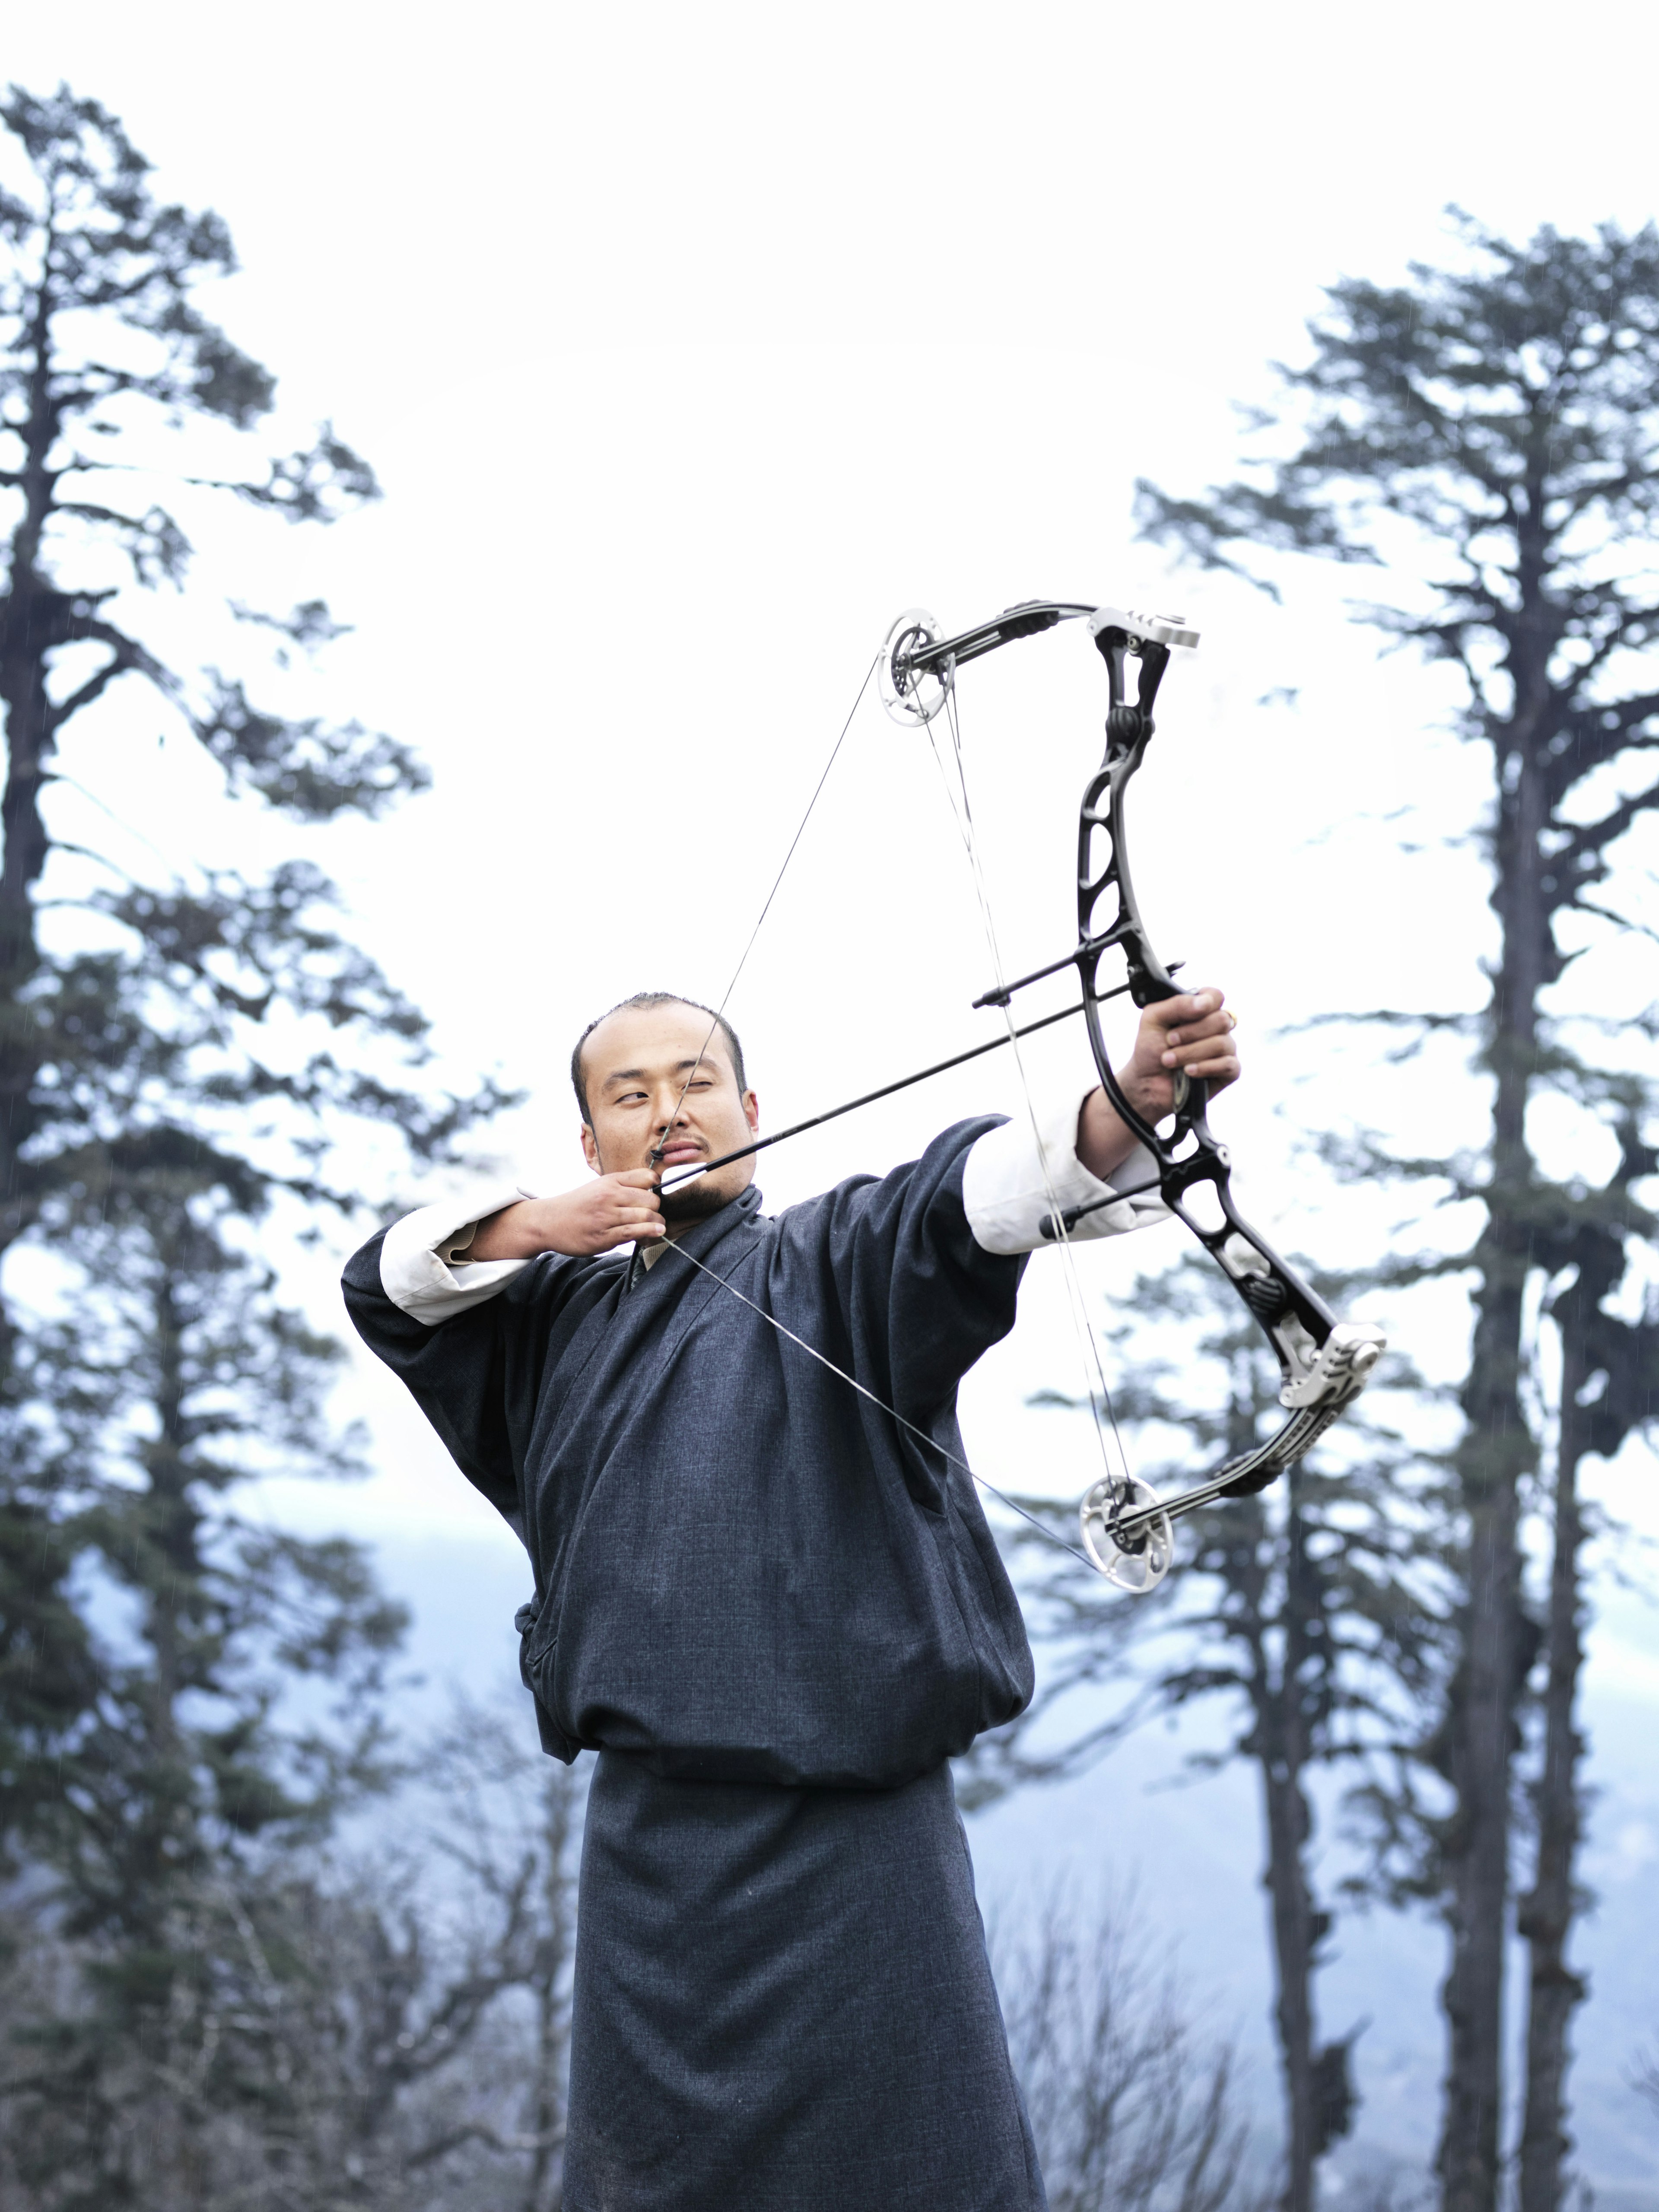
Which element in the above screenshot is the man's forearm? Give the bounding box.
[465,1173,667,1262]
[1075,1087,1141,1185]
[466,1199,562,1262]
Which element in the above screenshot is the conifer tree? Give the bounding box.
[1136,215,1659,2212]
[0,82,505,2195]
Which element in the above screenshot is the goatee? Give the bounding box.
[659,1178,731,1228]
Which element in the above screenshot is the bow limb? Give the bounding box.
[1070,617,1386,1573]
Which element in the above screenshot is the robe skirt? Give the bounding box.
[563,1751,1046,2212]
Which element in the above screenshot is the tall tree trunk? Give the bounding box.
[1241,1467,1343,2212]
[134,1258,205,1923]
[1516,1311,1590,2212]
[0,281,64,1286]
[1261,1731,1319,2212]
[0,282,59,975]
[1439,1299,1526,2212]
[1438,505,1553,2212]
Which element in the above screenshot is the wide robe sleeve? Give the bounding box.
[790,1079,1167,1509]
[789,1124,1023,1506]
[340,1183,621,1535]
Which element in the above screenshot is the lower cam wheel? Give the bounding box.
[1079,1474,1173,1593]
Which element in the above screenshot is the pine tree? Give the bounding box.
[1137,214,1659,2212]
[0,83,507,2199]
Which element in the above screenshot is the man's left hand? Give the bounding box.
[1076,988,1240,1184]
[1119,988,1239,1120]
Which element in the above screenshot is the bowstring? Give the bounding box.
[649,653,880,1161]
[925,682,1135,1507]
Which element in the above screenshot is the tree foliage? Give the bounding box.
[0,1710,587,2212]
[995,1885,1264,2212]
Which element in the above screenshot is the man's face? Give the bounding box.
[578,1001,760,1225]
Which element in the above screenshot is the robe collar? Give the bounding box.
[626,1180,763,1292]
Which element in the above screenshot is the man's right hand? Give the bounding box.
[466,1171,665,1262]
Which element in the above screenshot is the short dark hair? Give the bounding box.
[570,993,748,1125]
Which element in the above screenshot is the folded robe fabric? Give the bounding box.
[565,1753,1045,2212]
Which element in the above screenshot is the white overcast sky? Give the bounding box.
[11,2,1659,2186]
[10,0,1649,1567]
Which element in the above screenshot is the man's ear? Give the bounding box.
[742,1089,760,1135]
[580,1122,601,1173]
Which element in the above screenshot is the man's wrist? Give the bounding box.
[468,1197,560,1263]
[1075,1086,1140,1184]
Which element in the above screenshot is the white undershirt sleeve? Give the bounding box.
[962,1083,1169,1256]
[378,1181,540,1325]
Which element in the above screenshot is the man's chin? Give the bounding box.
[659,1177,733,1228]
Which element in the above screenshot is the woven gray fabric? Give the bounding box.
[564,1752,1046,2212]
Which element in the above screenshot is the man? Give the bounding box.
[343,985,1239,2211]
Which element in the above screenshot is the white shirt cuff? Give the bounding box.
[379,1182,539,1325]
[962,1084,1170,1255]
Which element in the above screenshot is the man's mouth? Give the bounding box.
[655,1139,705,1170]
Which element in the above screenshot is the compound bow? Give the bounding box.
[879,600,1385,1589]
[652,598,1385,1592]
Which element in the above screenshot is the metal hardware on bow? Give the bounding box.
[878,601,1200,728]
[881,602,1386,1591]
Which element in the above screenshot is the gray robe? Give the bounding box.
[343,1119,1046,2209]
